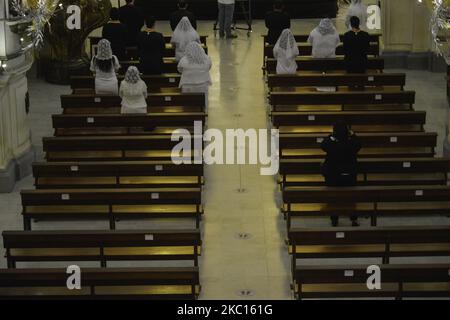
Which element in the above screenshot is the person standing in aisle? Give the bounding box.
[217,0,237,39]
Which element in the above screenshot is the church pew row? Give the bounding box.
[42,135,203,162]
[51,113,206,136]
[70,74,181,94]
[60,93,205,114]
[294,264,450,300]
[20,188,203,230]
[267,73,406,91]
[271,111,426,134]
[264,42,380,59]
[262,33,381,45]
[265,57,384,74]
[288,225,450,266]
[0,267,200,300]
[3,229,202,268]
[269,91,416,112]
[118,59,178,74]
[279,158,450,187]
[89,37,208,59]
[32,161,203,189]
[278,132,437,159]
[283,186,450,229]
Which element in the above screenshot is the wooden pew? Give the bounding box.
[124,44,208,61]
[51,113,207,136]
[263,33,382,45]
[267,73,406,91]
[283,186,450,228]
[266,57,385,74]
[60,93,205,114]
[278,132,437,159]
[294,264,450,300]
[32,161,204,189]
[89,35,208,58]
[20,188,203,230]
[264,42,380,59]
[288,225,450,271]
[269,91,416,112]
[3,229,202,268]
[271,111,426,134]
[70,74,182,94]
[119,59,178,74]
[89,36,208,58]
[0,267,200,300]
[279,158,450,187]
[42,135,203,161]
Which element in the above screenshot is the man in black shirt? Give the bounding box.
[119,0,145,46]
[265,0,291,45]
[321,121,362,227]
[170,0,197,31]
[343,16,370,74]
[102,8,128,61]
[137,16,165,75]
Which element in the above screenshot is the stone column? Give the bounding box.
[0,52,35,192]
[380,0,444,70]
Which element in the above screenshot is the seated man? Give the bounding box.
[137,16,165,75]
[265,0,291,45]
[170,0,197,31]
[102,8,128,61]
[119,0,145,46]
[321,122,362,227]
[343,16,370,74]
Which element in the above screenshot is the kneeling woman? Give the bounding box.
[119,66,148,114]
[90,39,121,95]
[273,29,299,75]
[177,42,212,111]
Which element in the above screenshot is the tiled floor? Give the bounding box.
[0,19,450,300]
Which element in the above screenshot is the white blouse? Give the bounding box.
[119,80,148,112]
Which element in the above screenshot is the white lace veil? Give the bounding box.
[171,17,199,51]
[274,29,299,60]
[184,41,209,65]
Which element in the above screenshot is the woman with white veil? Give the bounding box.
[119,66,148,114]
[178,42,212,111]
[345,0,368,30]
[171,16,201,61]
[90,39,121,95]
[273,29,299,75]
[308,18,340,58]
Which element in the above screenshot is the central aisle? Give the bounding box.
[197,22,292,300]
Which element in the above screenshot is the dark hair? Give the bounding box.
[178,0,188,9]
[94,58,114,73]
[333,121,350,141]
[145,16,156,28]
[109,8,120,20]
[350,16,360,29]
[125,0,133,4]
[273,0,284,10]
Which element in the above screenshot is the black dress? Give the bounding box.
[321,134,361,187]
[102,22,128,61]
[265,11,291,45]
[343,30,370,73]
[137,31,165,75]
[170,9,197,31]
[119,4,145,46]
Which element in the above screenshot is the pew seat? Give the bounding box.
[33,161,204,189]
[3,229,202,268]
[0,267,200,300]
[21,188,203,229]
